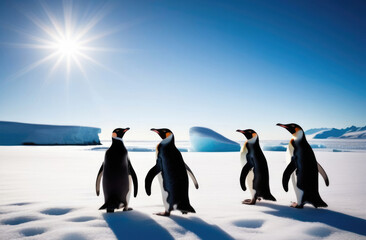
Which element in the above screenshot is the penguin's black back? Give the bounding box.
[292,137,327,207]
[292,138,319,192]
[158,135,194,212]
[102,140,129,208]
[246,139,275,200]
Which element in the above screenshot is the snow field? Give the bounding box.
[0,146,365,239]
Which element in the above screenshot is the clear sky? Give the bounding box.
[0,0,365,140]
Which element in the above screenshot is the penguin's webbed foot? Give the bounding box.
[181,211,188,215]
[155,211,170,217]
[106,208,115,213]
[242,199,256,205]
[123,207,133,211]
[290,202,303,209]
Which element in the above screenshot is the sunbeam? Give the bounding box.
[7,0,117,81]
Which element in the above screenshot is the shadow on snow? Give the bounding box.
[103,211,235,240]
[103,211,174,240]
[170,215,235,240]
[260,202,366,236]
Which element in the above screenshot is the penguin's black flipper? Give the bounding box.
[317,163,329,186]
[96,164,104,196]
[185,164,199,189]
[240,163,253,191]
[145,165,161,196]
[282,160,296,192]
[128,159,138,197]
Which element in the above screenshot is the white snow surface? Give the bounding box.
[0,144,365,240]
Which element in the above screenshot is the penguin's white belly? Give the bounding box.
[240,147,255,198]
[125,176,132,208]
[246,169,255,197]
[158,173,170,211]
[239,144,248,167]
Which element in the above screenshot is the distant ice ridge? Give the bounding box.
[262,145,287,152]
[91,146,188,152]
[261,143,325,152]
[189,127,240,152]
[0,121,101,145]
[305,126,366,139]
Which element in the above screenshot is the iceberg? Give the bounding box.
[310,144,326,149]
[341,129,366,139]
[90,146,188,152]
[306,126,366,139]
[189,127,240,152]
[304,128,330,135]
[0,121,101,145]
[262,145,287,152]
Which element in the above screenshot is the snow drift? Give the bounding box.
[189,127,240,152]
[0,121,101,145]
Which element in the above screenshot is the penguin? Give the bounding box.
[95,128,138,212]
[277,123,329,208]
[145,128,199,216]
[236,129,276,205]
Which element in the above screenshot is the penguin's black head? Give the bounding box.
[276,123,303,135]
[112,128,130,138]
[151,128,173,139]
[236,129,257,140]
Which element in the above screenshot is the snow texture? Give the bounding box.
[0,121,101,145]
[306,126,366,139]
[189,127,240,152]
[0,145,365,240]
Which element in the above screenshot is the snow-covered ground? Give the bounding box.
[0,144,365,239]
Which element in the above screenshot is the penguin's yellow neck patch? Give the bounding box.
[248,133,257,143]
[293,128,303,140]
[112,132,117,138]
[166,132,172,138]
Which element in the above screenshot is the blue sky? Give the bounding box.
[0,0,365,140]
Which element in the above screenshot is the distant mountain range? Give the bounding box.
[305,126,366,139]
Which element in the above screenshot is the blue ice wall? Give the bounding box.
[189,127,240,152]
[0,121,101,145]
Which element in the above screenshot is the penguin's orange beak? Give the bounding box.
[276,123,287,128]
[123,128,130,133]
[150,128,159,134]
[237,129,253,140]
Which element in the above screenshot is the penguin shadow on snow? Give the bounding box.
[103,210,174,240]
[260,202,366,236]
[170,215,235,240]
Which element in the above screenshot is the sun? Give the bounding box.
[56,37,81,57]
[8,1,116,81]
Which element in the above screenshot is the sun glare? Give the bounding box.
[56,38,81,57]
[8,1,115,81]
